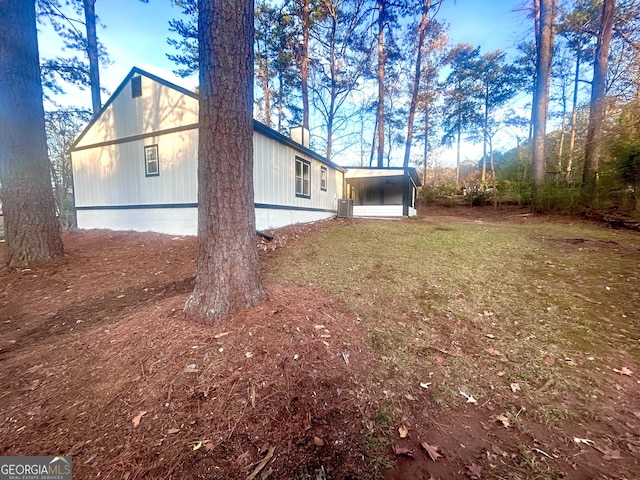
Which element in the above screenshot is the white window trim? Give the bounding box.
[145,145,159,177]
[295,157,311,198]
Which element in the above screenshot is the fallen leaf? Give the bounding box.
[467,462,482,478]
[492,445,508,457]
[132,410,147,427]
[485,348,502,356]
[601,448,622,460]
[26,405,42,416]
[459,391,477,404]
[236,450,252,465]
[166,428,180,435]
[67,440,85,456]
[245,352,253,358]
[614,367,633,376]
[421,442,442,461]
[313,436,325,447]
[496,414,510,428]
[303,412,312,431]
[480,421,493,431]
[26,364,43,374]
[573,437,594,445]
[419,382,431,389]
[341,352,350,364]
[405,394,417,401]
[392,444,414,457]
[193,440,211,451]
[398,425,409,438]
[485,334,495,339]
[510,383,521,393]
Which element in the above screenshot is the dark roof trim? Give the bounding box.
[346,167,421,187]
[76,202,335,214]
[71,67,345,172]
[252,121,345,172]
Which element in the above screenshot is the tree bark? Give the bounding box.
[566,38,581,183]
[403,0,431,169]
[376,0,385,168]
[301,0,310,129]
[456,111,461,188]
[531,0,557,211]
[0,0,64,267]
[482,84,488,184]
[581,0,615,203]
[422,103,429,186]
[185,0,265,324]
[255,36,272,127]
[83,0,101,116]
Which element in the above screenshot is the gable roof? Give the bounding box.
[70,67,344,172]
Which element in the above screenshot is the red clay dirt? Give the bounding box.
[0,209,638,479]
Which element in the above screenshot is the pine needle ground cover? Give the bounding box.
[1,209,638,479]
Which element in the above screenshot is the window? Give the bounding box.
[144,145,159,176]
[131,76,142,98]
[320,166,328,191]
[295,157,310,198]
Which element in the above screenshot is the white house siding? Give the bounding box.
[71,68,343,235]
[77,207,198,236]
[253,131,339,212]
[353,205,404,217]
[74,74,198,149]
[73,129,198,208]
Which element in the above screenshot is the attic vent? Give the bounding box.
[131,76,142,98]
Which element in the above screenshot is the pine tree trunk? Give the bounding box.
[255,39,272,126]
[531,0,557,211]
[376,0,385,168]
[423,105,429,186]
[566,39,581,183]
[581,0,615,204]
[301,0,310,130]
[0,0,64,267]
[557,103,566,185]
[185,0,265,324]
[482,86,488,184]
[83,0,101,116]
[326,16,337,160]
[403,0,430,169]
[456,118,461,188]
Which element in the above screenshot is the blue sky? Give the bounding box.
[440,0,531,55]
[38,0,535,166]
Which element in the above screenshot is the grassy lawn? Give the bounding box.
[264,214,640,478]
[1,213,638,479]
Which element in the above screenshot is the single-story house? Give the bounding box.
[345,167,420,218]
[70,67,345,236]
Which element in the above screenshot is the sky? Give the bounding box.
[38,0,536,167]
